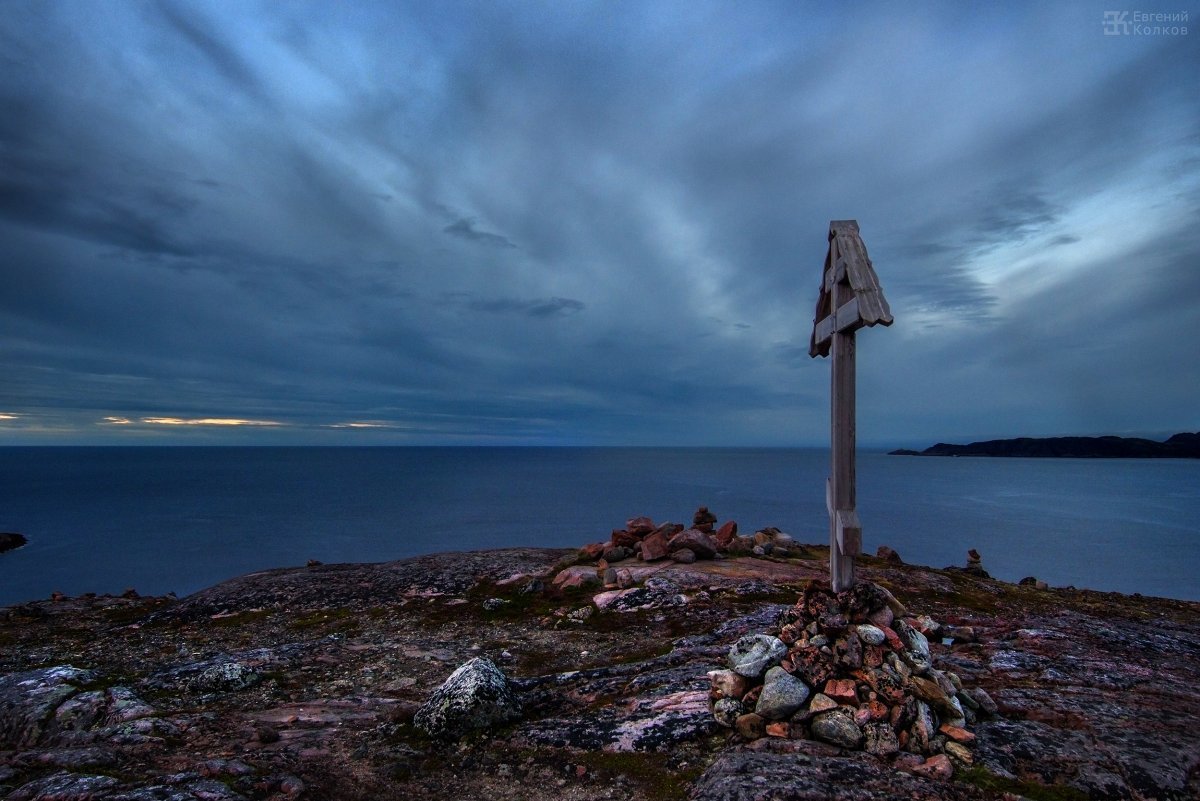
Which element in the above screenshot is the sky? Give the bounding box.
[1,1,1197,447]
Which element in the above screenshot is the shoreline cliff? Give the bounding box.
[890,432,1200,458]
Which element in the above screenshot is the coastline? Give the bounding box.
[890,432,1200,459]
[3,545,1198,800]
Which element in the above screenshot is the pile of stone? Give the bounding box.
[578,507,797,567]
[708,580,996,778]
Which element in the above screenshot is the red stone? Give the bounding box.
[939,724,976,744]
[883,626,904,651]
[787,647,836,688]
[909,754,954,780]
[765,721,791,738]
[580,542,606,561]
[735,713,766,740]
[653,522,684,539]
[640,531,670,562]
[667,528,718,559]
[714,520,738,547]
[876,545,903,563]
[868,700,889,721]
[611,529,640,548]
[823,679,858,704]
[626,516,656,535]
[863,645,885,668]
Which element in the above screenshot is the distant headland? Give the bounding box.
[889,432,1200,458]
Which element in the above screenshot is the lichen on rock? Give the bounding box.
[414,656,522,741]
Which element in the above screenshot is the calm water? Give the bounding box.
[0,447,1197,605]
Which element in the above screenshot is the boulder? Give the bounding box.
[192,661,260,693]
[863,721,900,756]
[908,753,953,780]
[611,529,641,549]
[712,698,744,728]
[810,708,863,749]
[670,548,697,564]
[579,542,606,561]
[714,520,738,547]
[707,670,750,700]
[625,517,656,535]
[876,545,903,563]
[893,619,931,674]
[734,712,766,740]
[640,531,670,562]
[653,522,685,539]
[602,545,633,563]
[855,624,886,646]
[726,536,755,554]
[552,566,602,590]
[727,635,787,679]
[413,657,522,740]
[667,528,718,559]
[754,667,810,720]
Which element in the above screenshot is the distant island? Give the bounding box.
[889,432,1200,458]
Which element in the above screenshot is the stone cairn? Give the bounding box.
[709,579,996,778]
[577,506,797,571]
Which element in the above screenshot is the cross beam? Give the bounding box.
[810,220,892,591]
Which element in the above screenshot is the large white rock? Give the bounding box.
[414,657,522,740]
[726,634,787,679]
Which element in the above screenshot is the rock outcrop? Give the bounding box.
[2,540,1198,800]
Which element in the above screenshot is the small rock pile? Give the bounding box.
[708,580,996,778]
[578,508,797,567]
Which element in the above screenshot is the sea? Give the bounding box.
[1,447,1197,606]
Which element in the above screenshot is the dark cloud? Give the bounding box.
[970,186,1061,245]
[468,297,585,318]
[0,1,1195,445]
[154,1,270,103]
[443,218,518,248]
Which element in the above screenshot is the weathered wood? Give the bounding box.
[811,219,890,592]
[813,296,862,346]
[828,233,857,593]
[832,228,893,327]
[836,508,862,556]
[810,220,893,358]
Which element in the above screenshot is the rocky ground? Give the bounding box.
[2,538,1199,801]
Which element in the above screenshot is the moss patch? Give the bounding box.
[956,766,1089,801]
[289,607,359,632]
[573,750,703,801]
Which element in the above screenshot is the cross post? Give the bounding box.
[809,220,892,591]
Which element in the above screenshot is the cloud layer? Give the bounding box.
[1,1,1197,445]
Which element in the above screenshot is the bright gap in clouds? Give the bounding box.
[139,417,284,427]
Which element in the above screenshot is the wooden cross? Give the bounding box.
[809,220,893,591]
